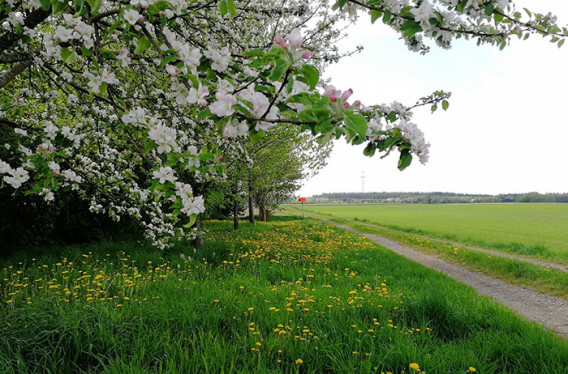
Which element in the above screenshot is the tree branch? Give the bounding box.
[0,53,32,64]
[0,60,32,89]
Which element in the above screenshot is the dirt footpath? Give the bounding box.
[330,221,568,340]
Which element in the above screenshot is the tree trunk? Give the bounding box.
[247,173,255,224]
[191,214,204,249]
[248,195,255,223]
[233,199,239,230]
[232,185,239,230]
[258,202,267,222]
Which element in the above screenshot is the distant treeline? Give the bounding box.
[301,192,568,204]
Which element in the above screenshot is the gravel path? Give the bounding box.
[348,219,568,272]
[328,221,568,340]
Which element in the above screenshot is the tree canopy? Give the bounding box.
[0,0,566,247]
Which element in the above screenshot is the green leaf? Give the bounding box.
[255,85,275,94]
[61,47,72,62]
[227,0,237,19]
[99,82,108,96]
[148,0,170,14]
[316,131,333,145]
[100,50,116,59]
[186,74,199,88]
[183,214,198,228]
[299,64,319,90]
[442,100,449,110]
[344,114,367,139]
[143,141,156,155]
[74,0,84,11]
[135,37,153,54]
[219,0,228,16]
[243,49,264,57]
[250,129,265,143]
[315,118,333,133]
[51,0,67,14]
[331,0,347,11]
[40,0,51,10]
[159,54,179,70]
[383,136,400,150]
[484,4,495,16]
[370,10,382,24]
[269,58,289,81]
[398,151,413,171]
[363,142,376,157]
[401,20,422,38]
[197,109,211,120]
[456,0,467,13]
[86,0,102,14]
[383,10,392,24]
[558,39,565,48]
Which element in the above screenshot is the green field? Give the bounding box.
[299,203,568,262]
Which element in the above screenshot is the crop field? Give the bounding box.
[2,218,568,373]
[299,203,568,262]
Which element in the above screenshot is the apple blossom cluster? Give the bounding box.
[0,0,565,248]
[335,0,567,52]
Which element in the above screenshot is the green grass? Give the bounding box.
[295,203,568,263]
[1,218,568,373]
[296,212,568,301]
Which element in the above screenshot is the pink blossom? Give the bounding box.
[302,50,311,59]
[341,89,353,100]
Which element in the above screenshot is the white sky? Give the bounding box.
[298,1,568,196]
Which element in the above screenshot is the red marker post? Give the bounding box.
[298,197,306,218]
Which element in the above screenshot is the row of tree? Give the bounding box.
[0,123,329,248]
[303,192,568,204]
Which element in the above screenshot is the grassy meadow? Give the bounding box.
[297,203,568,263]
[2,218,568,373]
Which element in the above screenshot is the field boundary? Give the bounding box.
[341,217,568,272]
[324,220,568,339]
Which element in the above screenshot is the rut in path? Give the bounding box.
[327,221,568,340]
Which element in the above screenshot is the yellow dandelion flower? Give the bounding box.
[295,359,303,365]
[468,368,476,373]
[409,363,420,372]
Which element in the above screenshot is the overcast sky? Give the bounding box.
[298,1,568,197]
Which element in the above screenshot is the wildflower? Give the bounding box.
[409,363,421,372]
[295,359,303,365]
[468,368,476,373]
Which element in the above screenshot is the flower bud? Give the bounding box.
[341,89,353,100]
[302,50,312,59]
